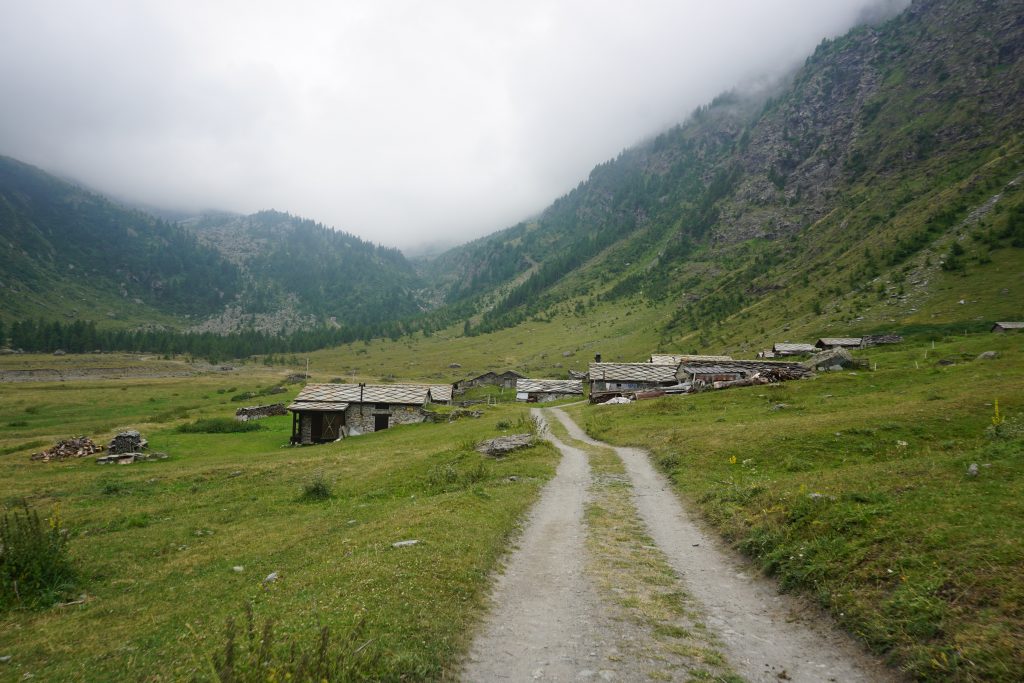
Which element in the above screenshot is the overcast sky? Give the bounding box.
[0,1,906,251]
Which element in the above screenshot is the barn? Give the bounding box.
[815,337,863,349]
[288,383,440,444]
[991,322,1024,333]
[772,342,818,356]
[455,370,524,390]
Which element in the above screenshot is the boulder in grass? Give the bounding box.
[476,434,534,457]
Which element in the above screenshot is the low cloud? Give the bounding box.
[0,1,907,249]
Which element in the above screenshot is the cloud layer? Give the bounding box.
[0,1,905,249]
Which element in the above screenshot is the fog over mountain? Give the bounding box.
[0,0,906,249]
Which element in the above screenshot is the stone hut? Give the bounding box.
[515,378,583,402]
[649,353,732,365]
[589,362,679,394]
[815,337,863,349]
[772,342,818,356]
[455,370,524,390]
[991,321,1024,333]
[288,383,441,444]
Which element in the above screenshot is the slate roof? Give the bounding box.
[679,365,746,376]
[289,383,432,408]
[286,401,350,412]
[772,343,817,353]
[516,379,584,394]
[993,321,1024,329]
[589,363,678,383]
[428,385,453,403]
[816,337,862,348]
[649,354,733,364]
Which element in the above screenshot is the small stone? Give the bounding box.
[232,566,244,573]
[967,463,979,477]
[0,655,11,664]
[392,539,420,548]
[262,571,279,585]
[976,351,999,360]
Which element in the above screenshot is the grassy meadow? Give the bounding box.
[0,360,558,680]
[568,331,1024,681]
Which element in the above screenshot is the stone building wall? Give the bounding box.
[346,403,425,434]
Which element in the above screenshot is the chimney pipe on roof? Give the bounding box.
[595,353,602,363]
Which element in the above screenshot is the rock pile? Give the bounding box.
[97,451,168,465]
[31,437,104,462]
[108,430,148,454]
[476,433,534,457]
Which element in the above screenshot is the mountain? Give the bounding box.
[0,158,425,336]
[181,210,423,334]
[421,0,1024,346]
[0,155,241,325]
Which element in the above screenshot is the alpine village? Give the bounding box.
[1,1,1023,681]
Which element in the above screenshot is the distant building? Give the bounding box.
[815,337,863,349]
[649,353,732,365]
[288,383,442,444]
[991,322,1024,333]
[515,378,584,402]
[678,365,747,386]
[455,370,524,390]
[589,362,679,394]
[772,342,817,356]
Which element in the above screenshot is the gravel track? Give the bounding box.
[463,407,900,682]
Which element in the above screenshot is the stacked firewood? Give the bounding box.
[31,436,104,462]
[108,430,148,454]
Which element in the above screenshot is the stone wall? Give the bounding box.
[235,403,288,421]
[346,403,425,434]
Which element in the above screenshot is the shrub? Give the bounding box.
[299,471,333,502]
[208,603,379,682]
[0,503,75,610]
[177,418,264,434]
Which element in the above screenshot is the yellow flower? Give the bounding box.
[728,455,737,464]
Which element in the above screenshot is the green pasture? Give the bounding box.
[568,331,1024,681]
[0,367,557,680]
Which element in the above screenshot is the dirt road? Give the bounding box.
[462,407,899,682]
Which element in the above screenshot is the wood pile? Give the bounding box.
[108,430,148,454]
[31,436,104,462]
[760,367,812,382]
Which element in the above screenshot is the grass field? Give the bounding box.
[567,331,1024,681]
[0,364,558,680]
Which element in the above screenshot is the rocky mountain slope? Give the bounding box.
[418,0,1024,344]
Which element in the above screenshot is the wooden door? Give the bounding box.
[322,412,342,440]
[374,414,389,431]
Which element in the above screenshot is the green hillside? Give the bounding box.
[418,0,1023,350]
[0,156,240,326]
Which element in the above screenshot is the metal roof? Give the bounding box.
[291,383,431,406]
[516,379,584,394]
[649,354,732,364]
[286,401,349,412]
[772,343,817,353]
[589,363,678,383]
[816,337,862,347]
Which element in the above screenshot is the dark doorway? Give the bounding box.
[374,414,389,431]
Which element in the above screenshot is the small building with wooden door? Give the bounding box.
[288,383,437,444]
